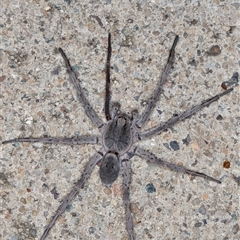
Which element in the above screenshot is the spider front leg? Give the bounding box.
[40,152,102,240]
[122,159,135,240]
[134,147,221,183]
[2,135,100,145]
[105,32,112,121]
[136,35,179,128]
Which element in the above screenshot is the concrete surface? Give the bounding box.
[1,0,239,239]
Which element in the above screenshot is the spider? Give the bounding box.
[3,33,236,240]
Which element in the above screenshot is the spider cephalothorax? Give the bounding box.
[2,33,237,240]
[103,114,133,153]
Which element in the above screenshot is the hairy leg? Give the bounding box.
[2,135,100,145]
[134,146,221,184]
[105,33,112,121]
[40,152,102,240]
[122,159,135,240]
[59,48,104,128]
[136,36,179,128]
[139,88,234,140]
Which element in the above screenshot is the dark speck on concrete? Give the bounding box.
[199,204,206,215]
[127,151,135,159]
[157,207,161,212]
[207,45,221,56]
[64,0,71,5]
[194,222,202,227]
[52,66,60,75]
[145,183,156,193]
[231,213,237,220]
[188,58,197,67]
[170,140,180,150]
[232,174,240,186]
[89,226,96,234]
[182,134,191,145]
[216,114,223,120]
[231,72,239,82]
[66,204,73,212]
[71,212,77,217]
[202,219,207,225]
[13,142,20,148]
[232,223,239,234]
[183,222,187,228]
[156,109,162,115]
[50,187,59,199]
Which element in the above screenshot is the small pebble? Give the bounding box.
[52,66,60,75]
[157,109,162,115]
[66,204,73,212]
[182,134,191,146]
[20,197,27,204]
[45,6,51,11]
[170,140,180,151]
[50,187,60,199]
[157,207,162,212]
[145,183,156,193]
[103,187,112,195]
[89,226,96,234]
[232,223,239,234]
[191,141,199,151]
[13,142,20,148]
[202,219,207,225]
[29,228,37,237]
[198,204,206,215]
[232,175,240,186]
[223,160,230,168]
[19,206,25,213]
[113,184,122,197]
[194,222,202,227]
[208,45,221,56]
[130,203,140,214]
[216,114,223,120]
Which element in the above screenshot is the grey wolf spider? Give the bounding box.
[3,33,236,239]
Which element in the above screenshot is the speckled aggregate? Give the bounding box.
[1,0,239,239]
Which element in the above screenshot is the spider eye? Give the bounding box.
[100,153,120,186]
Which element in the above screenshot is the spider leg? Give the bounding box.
[136,36,179,128]
[139,87,234,140]
[134,147,221,184]
[40,152,102,240]
[122,159,135,240]
[59,48,104,128]
[105,32,112,121]
[2,135,100,145]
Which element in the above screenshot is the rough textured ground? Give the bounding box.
[1,0,239,239]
